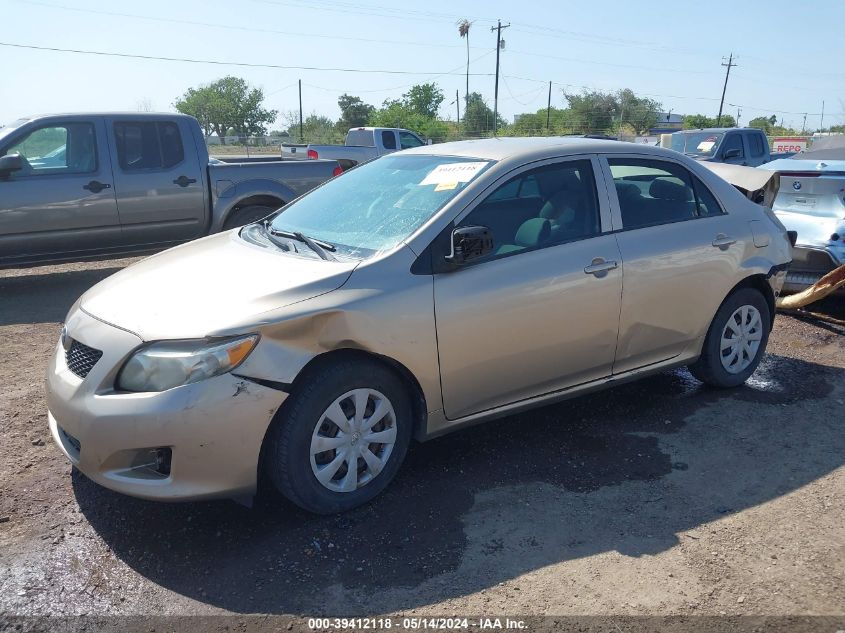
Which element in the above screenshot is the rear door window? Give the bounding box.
[114,121,184,171]
[748,132,766,158]
[380,130,397,150]
[345,129,374,147]
[609,159,698,228]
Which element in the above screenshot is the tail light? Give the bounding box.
[307,149,318,160]
[332,165,343,177]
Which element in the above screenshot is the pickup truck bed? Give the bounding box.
[281,127,427,170]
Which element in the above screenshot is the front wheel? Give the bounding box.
[264,359,413,514]
[688,287,771,388]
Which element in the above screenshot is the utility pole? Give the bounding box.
[801,113,807,134]
[456,90,460,123]
[546,81,552,132]
[298,79,304,143]
[820,100,825,131]
[736,106,741,127]
[716,53,737,126]
[490,19,510,135]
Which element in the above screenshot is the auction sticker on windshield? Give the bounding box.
[421,162,488,187]
[697,136,718,152]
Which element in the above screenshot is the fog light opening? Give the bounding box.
[154,448,172,476]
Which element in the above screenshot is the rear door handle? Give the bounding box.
[584,258,618,276]
[173,175,197,187]
[712,234,737,249]
[83,180,111,194]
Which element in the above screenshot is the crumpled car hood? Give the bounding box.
[80,231,356,340]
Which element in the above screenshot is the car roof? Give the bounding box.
[401,136,681,162]
[675,128,755,134]
[20,112,195,122]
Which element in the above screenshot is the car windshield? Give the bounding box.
[267,154,492,259]
[671,132,724,156]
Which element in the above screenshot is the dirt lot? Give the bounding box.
[1,258,843,629]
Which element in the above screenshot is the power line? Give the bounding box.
[13,0,477,52]
[0,41,494,76]
[302,50,496,97]
[1,40,829,121]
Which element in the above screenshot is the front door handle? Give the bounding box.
[173,175,197,187]
[584,257,618,277]
[83,180,111,194]
[712,234,737,249]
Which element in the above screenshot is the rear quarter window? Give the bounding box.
[345,130,374,147]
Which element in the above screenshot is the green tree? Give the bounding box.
[683,113,737,129]
[174,76,277,143]
[403,83,445,118]
[368,100,447,141]
[336,94,375,131]
[173,87,215,138]
[462,92,503,137]
[564,90,618,134]
[301,114,342,144]
[562,89,662,135]
[616,88,661,135]
[748,115,778,134]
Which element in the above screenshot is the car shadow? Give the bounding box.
[0,267,124,326]
[73,353,843,614]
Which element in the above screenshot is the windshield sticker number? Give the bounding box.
[421,162,487,186]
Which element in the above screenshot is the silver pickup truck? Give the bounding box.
[281,127,427,170]
[0,113,341,267]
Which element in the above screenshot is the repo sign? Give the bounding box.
[772,137,808,153]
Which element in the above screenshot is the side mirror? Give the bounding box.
[445,225,494,265]
[0,153,23,177]
[723,148,742,159]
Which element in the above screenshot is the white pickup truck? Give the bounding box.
[281,127,428,170]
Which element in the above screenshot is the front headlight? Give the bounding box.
[117,335,258,392]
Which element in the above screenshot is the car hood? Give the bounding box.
[80,231,357,340]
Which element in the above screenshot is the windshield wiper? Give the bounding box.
[263,221,337,261]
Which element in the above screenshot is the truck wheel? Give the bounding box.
[223,204,278,230]
[264,358,413,514]
[688,288,770,388]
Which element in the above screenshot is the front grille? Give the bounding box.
[65,339,103,379]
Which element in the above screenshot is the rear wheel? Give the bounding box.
[222,204,278,230]
[264,359,412,514]
[688,287,770,388]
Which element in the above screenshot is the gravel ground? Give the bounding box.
[0,258,843,629]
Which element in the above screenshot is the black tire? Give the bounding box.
[264,358,413,514]
[222,204,277,230]
[688,287,771,388]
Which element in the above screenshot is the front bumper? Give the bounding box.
[46,308,287,501]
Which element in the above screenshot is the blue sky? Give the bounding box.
[2,0,844,130]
